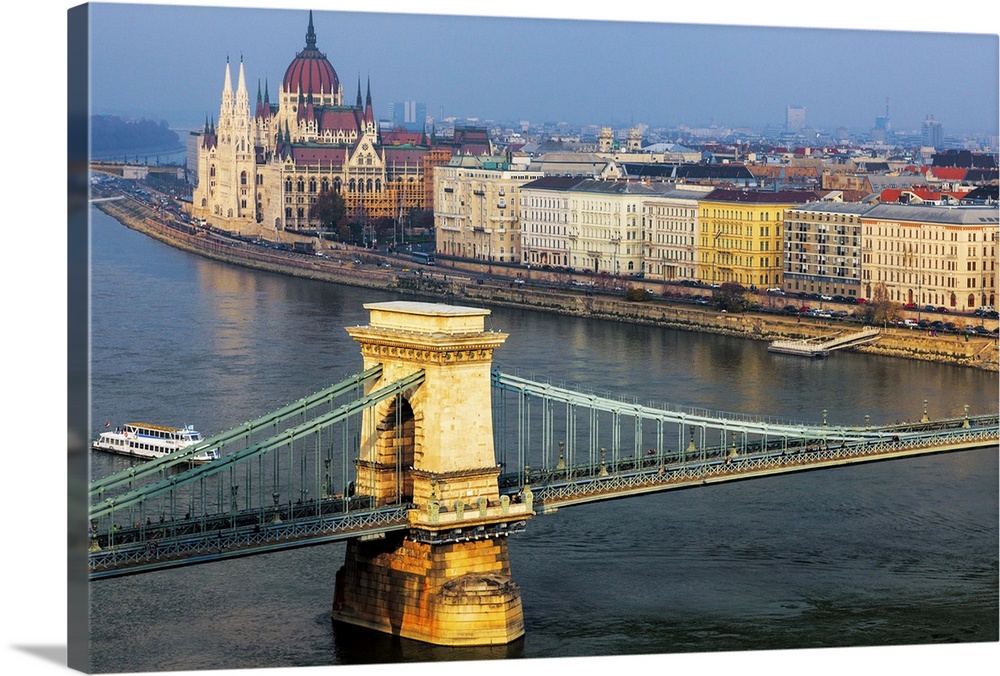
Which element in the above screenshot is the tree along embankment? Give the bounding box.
[95,198,999,372]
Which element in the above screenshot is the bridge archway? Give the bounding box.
[357,394,417,505]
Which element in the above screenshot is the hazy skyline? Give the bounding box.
[87,1,999,138]
[0,3,996,676]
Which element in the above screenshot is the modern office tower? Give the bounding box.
[921,115,944,150]
[786,105,806,134]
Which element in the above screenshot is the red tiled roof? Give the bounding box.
[927,167,967,181]
[290,146,347,166]
[879,187,971,203]
[384,147,429,166]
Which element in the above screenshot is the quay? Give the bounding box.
[91,196,999,372]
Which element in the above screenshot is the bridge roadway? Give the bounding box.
[88,412,997,579]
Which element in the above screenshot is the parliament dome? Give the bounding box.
[282,12,339,98]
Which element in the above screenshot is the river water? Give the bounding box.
[86,206,998,674]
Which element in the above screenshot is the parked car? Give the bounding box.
[936,306,950,313]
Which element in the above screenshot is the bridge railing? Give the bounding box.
[89,370,425,558]
[518,425,998,510]
[491,368,997,493]
[89,503,411,579]
[90,366,384,501]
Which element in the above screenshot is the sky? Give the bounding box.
[84,0,1000,136]
[0,3,998,676]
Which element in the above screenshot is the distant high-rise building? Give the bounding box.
[786,105,806,133]
[389,100,427,132]
[873,98,892,143]
[921,115,944,150]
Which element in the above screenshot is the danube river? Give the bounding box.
[87,206,998,673]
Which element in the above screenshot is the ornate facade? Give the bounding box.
[860,203,998,311]
[191,12,437,237]
[434,157,542,264]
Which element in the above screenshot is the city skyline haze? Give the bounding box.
[87,0,999,139]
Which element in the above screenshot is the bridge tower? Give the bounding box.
[333,301,532,646]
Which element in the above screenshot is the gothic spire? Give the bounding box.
[305,10,317,50]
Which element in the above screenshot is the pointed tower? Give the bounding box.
[363,77,377,137]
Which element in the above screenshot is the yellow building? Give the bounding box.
[861,203,998,312]
[699,188,819,289]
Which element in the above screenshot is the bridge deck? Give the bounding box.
[89,420,996,578]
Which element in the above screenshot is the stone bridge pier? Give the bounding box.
[333,301,532,646]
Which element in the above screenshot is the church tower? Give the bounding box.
[192,57,257,231]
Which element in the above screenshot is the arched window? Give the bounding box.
[285,178,293,192]
[210,165,216,177]
[357,180,365,194]
[349,179,356,192]
[321,178,329,192]
[240,171,247,185]
[296,177,305,192]
[333,177,342,192]
[968,294,975,308]
[375,179,381,192]
[366,179,373,192]
[309,178,316,193]
[285,207,292,219]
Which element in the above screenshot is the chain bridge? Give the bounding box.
[88,301,999,646]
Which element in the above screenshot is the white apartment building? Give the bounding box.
[434,157,543,264]
[520,178,672,275]
[642,186,713,282]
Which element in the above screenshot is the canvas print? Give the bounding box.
[63,1,998,674]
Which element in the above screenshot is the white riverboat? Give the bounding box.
[92,422,219,464]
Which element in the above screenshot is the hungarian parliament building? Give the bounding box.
[190,12,477,237]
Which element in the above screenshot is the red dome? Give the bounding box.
[282,13,339,97]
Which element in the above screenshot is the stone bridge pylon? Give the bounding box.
[333,301,532,646]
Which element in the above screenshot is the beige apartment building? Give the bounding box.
[642,186,713,283]
[433,157,542,264]
[783,201,870,299]
[861,203,998,312]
